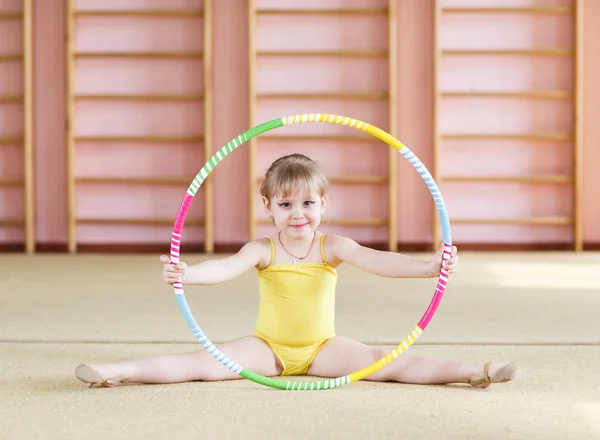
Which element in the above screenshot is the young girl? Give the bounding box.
[75,153,518,389]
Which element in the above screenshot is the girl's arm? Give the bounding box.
[160,240,266,285]
[327,234,456,278]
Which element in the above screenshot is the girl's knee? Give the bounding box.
[189,350,236,381]
[371,347,390,365]
[374,347,389,359]
[361,347,399,381]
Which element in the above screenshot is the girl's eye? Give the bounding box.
[278,202,290,208]
[304,201,315,206]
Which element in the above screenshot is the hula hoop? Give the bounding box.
[170,113,452,390]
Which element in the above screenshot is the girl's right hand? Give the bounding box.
[159,255,187,284]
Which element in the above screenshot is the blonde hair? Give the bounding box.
[260,153,329,202]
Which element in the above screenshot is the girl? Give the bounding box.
[75,153,518,389]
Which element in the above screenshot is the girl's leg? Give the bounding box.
[76,336,283,386]
[307,337,517,388]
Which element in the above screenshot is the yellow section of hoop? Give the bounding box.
[283,113,406,152]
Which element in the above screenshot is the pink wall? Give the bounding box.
[212,0,250,244]
[0,0,598,249]
[34,0,67,243]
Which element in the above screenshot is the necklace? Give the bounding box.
[278,231,316,263]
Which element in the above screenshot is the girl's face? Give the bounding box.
[263,185,326,240]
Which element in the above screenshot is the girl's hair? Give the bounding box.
[260,153,329,201]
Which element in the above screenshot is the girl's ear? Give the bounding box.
[320,194,328,213]
[262,196,272,217]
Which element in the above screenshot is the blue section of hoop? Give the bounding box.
[400,147,451,244]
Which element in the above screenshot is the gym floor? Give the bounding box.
[2,251,599,439]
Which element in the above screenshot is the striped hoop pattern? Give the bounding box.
[170,113,452,390]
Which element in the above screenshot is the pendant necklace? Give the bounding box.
[278,231,316,263]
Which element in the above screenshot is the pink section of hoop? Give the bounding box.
[418,243,453,330]
[170,193,194,266]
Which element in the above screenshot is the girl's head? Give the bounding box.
[260,153,328,239]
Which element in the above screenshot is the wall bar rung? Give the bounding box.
[0,54,22,62]
[0,178,25,186]
[0,136,24,144]
[256,50,388,58]
[0,95,24,103]
[441,90,572,100]
[74,94,204,101]
[75,10,203,18]
[256,8,388,15]
[0,219,25,227]
[0,13,23,19]
[451,217,573,226]
[260,134,375,142]
[75,135,204,143]
[441,6,573,14]
[76,218,205,226]
[441,133,573,141]
[257,175,389,185]
[441,49,573,57]
[74,52,203,59]
[330,175,389,184]
[75,177,193,185]
[257,92,388,100]
[441,175,573,183]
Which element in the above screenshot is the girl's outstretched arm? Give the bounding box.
[326,234,457,279]
[160,240,266,285]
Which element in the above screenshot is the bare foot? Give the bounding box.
[469,362,518,388]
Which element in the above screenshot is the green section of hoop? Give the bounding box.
[239,369,351,390]
[239,370,287,389]
[187,118,285,197]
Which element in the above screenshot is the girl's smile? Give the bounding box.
[290,223,309,229]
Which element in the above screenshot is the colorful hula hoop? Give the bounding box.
[170,113,452,390]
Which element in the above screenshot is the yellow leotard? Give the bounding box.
[254,234,338,375]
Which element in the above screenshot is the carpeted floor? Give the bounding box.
[1,251,599,439]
